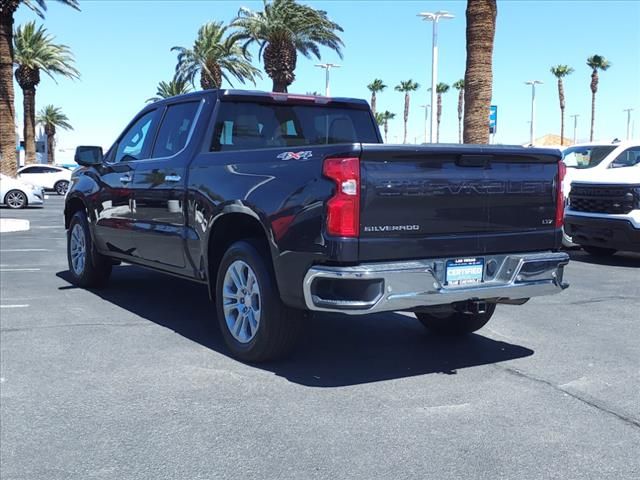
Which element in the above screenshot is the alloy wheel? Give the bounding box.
[56,181,69,195]
[222,260,262,343]
[6,191,26,209]
[70,223,87,275]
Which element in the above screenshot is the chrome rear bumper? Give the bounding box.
[303,251,569,315]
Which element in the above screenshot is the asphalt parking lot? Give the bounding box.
[1,196,639,479]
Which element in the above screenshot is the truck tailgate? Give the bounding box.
[359,145,562,261]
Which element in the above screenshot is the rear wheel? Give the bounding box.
[55,180,69,195]
[67,210,112,288]
[215,239,302,362]
[415,304,496,335]
[582,245,617,257]
[5,190,27,209]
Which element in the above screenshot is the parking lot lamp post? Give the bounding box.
[315,63,340,97]
[420,104,431,143]
[525,80,543,145]
[624,108,634,140]
[418,11,454,143]
[570,114,579,144]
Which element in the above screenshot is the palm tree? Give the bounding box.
[0,0,79,177]
[36,104,71,164]
[13,21,79,164]
[463,0,497,144]
[233,0,344,92]
[147,75,192,103]
[549,65,574,146]
[586,55,611,141]
[435,82,450,143]
[172,21,260,90]
[394,80,419,144]
[452,79,464,143]
[367,79,386,116]
[378,111,395,143]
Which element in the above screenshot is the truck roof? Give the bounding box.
[149,89,370,108]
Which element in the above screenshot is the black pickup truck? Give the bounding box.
[65,90,569,361]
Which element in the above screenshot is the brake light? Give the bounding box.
[555,161,567,227]
[323,157,360,237]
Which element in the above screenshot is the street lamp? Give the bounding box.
[525,80,543,146]
[624,108,634,140]
[420,104,431,143]
[418,10,454,143]
[315,63,340,96]
[570,114,579,144]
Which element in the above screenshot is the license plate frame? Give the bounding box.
[445,257,484,287]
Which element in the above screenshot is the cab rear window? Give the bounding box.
[211,101,379,151]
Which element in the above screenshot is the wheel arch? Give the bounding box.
[206,211,276,300]
[64,195,88,229]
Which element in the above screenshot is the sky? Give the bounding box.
[12,0,640,157]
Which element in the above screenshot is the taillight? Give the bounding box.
[323,157,360,237]
[555,161,567,227]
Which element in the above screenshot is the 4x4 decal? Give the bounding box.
[277,151,313,161]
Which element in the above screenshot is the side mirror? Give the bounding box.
[75,146,103,166]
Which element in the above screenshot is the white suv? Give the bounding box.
[564,162,640,256]
[17,164,72,195]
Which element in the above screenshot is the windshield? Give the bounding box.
[562,145,617,169]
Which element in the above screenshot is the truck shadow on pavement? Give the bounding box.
[57,266,534,388]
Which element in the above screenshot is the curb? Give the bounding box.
[0,218,30,233]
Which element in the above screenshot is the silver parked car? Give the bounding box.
[0,173,45,209]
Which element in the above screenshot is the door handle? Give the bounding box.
[165,174,181,182]
[120,174,132,183]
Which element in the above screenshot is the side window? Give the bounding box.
[19,167,36,174]
[151,102,199,158]
[114,110,157,163]
[611,147,640,168]
[212,103,270,151]
[43,167,59,173]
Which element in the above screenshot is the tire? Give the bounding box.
[55,180,70,196]
[67,210,112,288]
[415,303,496,336]
[215,239,302,362]
[582,245,617,257]
[5,190,27,209]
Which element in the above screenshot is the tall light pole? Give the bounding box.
[525,80,543,146]
[570,114,579,144]
[315,63,340,96]
[418,11,454,143]
[420,104,431,143]
[624,108,634,140]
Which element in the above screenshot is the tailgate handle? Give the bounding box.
[456,155,492,168]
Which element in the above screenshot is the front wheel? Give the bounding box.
[67,210,112,288]
[215,239,302,362]
[582,245,617,257]
[55,180,70,195]
[5,190,27,209]
[415,304,496,335]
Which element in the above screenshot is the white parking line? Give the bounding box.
[0,268,41,272]
[33,226,64,229]
[0,249,51,252]
[0,304,29,308]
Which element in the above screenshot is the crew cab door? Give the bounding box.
[129,100,202,269]
[94,109,160,259]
